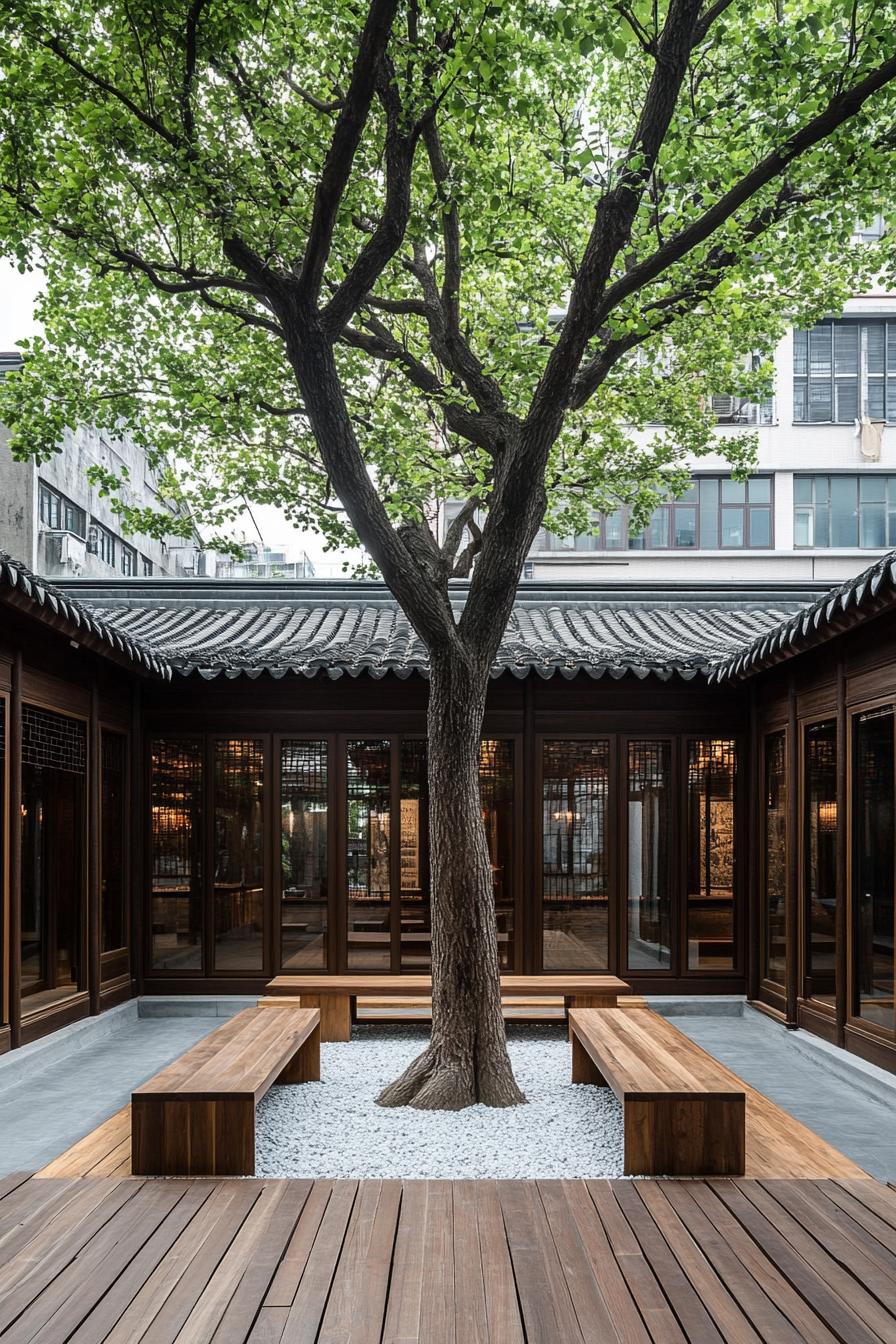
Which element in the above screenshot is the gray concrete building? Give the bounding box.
[0,352,206,579]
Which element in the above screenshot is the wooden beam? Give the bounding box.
[835,658,847,1049]
[785,679,799,1027]
[8,652,21,1049]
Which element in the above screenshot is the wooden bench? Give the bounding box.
[262,974,631,1041]
[570,1007,746,1176]
[131,1005,320,1177]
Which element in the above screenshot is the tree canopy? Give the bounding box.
[2,0,894,569]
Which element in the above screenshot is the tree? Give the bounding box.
[1,0,895,1108]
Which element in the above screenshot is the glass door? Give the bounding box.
[540,740,610,970]
[626,740,673,972]
[804,721,837,1005]
[853,708,895,1033]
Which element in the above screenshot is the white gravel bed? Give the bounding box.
[255,1025,624,1179]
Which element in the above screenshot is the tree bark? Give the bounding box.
[377,647,525,1109]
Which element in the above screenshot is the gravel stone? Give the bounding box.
[255,1024,625,1179]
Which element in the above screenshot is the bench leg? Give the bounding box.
[571,1032,608,1086]
[623,1096,745,1177]
[287,994,350,1042]
[132,1096,255,1177]
[277,1021,321,1083]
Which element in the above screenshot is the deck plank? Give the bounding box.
[0,1176,894,1343]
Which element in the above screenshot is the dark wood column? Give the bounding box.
[835,659,847,1048]
[9,653,22,1049]
[130,680,144,995]
[747,682,760,1002]
[88,681,101,1015]
[785,679,799,1027]
[522,677,536,974]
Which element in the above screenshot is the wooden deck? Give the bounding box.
[1,1174,895,1341]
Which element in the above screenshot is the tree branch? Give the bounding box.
[321,56,420,335]
[299,0,401,302]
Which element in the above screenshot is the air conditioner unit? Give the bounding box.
[711,394,738,420]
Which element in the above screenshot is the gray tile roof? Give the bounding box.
[54,575,826,682]
[709,549,896,683]
[0,553,170,677]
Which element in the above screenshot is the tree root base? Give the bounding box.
[376,1044,527,1110]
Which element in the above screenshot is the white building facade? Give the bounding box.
[523,285,896,585]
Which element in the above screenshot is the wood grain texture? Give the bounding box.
[131,1006,320,1177]
[0,1175,894,1341]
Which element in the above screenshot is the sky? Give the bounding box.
[0,261,362,574]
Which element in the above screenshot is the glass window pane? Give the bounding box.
[399,739,430,971]
[860,501,886,548]
[721,479,745,503]
[809,379,833,422]
[749,507,771,548]
[101,731,127,955]
[864,322,885,375]
[721,507,746,548]
[673,505,697,548]
[854,708,895,1031]
[281,741,328,971]
[21,707,87,1004]
[834,323,859,374]
[697,478,719,548]
[603,510,625,549]
[794,508,814,548]
[542,741,609,971]
[763,731,787,986]
[793,328,808,377]
[747,476,771,504]
[805,722,837,1006]
[793,476,814,505]
[687,741,736,970]
[627,741,672,971]
[213,740,264,972]
[150,739,203,971]
[480,740,515,970]
[815,505,830,548]
[835,380,859,423]
[347,740,391,970]
[831,476,858,547]
[809,324,832,377]
[793,382,808,423]
[648,507,669,548]
[860,475,886,502]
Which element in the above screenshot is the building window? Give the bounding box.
[346,740,392,971]
[142,557,153,576]
[538,477,773,553]
[793,318,896,423]
[101,730,127,954]
[804,721,837,1006]
[541,740,610,971]
[686,740,736,970]
[626,741,673,971]
[280,740,328,971]
[121,544,137,576]
[794,475,896,549]
[90,520,116,567]
[213,740,265,973]
[150,739,203,970]
[762,731,787,987]
[21,706,87,1005]
[38,482,87,536]
[854,708,895,1033]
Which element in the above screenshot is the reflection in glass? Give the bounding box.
[399,740,430,971]
[687,740,736,969]
[480,740,515,970]
[347,740,391,969]
[281,741,328,970]
[21,707,86,1007]
[805,722,837,1004]
[541,741,609,970]
[151,739,203,970]
[101,730,127,953]
[763,731,787,984]
[213,740,265,971]
[627,741,672,970]
[855,709,895,1031]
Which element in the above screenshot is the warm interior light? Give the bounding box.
[817,800,838,832]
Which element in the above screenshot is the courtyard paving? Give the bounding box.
[0,1000,893,1178]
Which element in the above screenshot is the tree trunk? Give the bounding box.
[377,648,526,1109]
